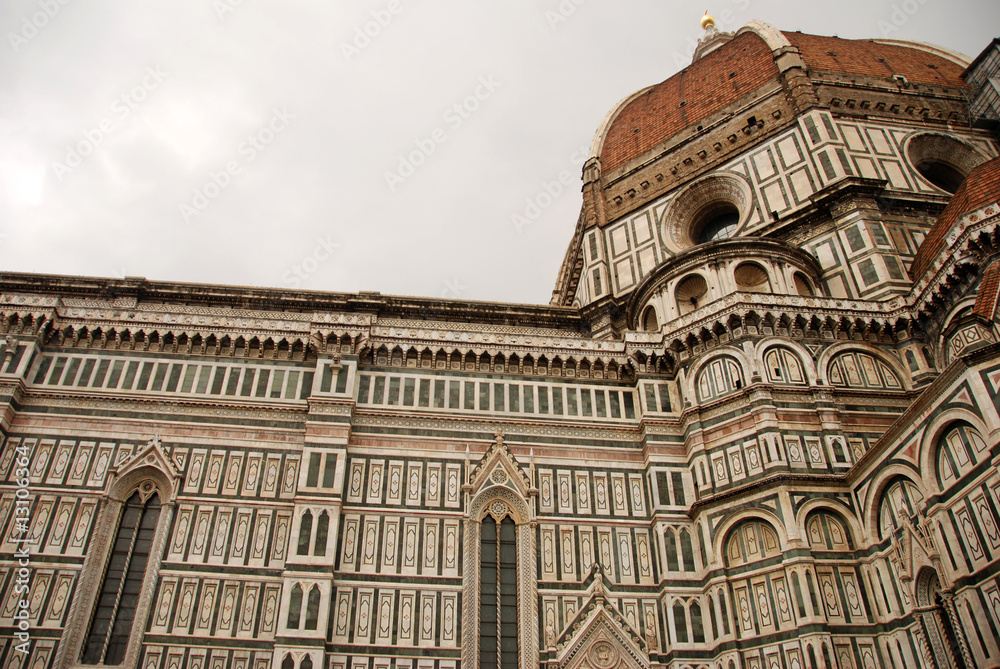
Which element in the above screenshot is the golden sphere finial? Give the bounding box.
[701,10,715,30]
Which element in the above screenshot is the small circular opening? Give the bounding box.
[696,204,740,243]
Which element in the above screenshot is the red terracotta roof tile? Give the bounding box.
[782,32,968,88]
[600,31,779,172]
[973,260,1000,320]
[599,30,969,173]
[911,157,1000,278]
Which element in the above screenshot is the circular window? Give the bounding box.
[696,203,740,243]
[662,174,752,254]
[906,133,986,194]
[733,262,771,292]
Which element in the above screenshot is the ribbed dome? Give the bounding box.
[594,25,970,174]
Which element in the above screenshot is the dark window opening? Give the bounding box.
[82,491,161,665]
[696,204,739,243]
[480,515,519,669]
[916,159,965,193]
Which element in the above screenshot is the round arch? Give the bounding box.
[754,337,819,385]
[684,345,755,402]
[919,409,993,493]
[794,498,863,547]
[711,508,789,568]
[816,342,912,391]
[861,465,927,543]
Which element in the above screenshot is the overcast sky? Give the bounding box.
[1,1,997,306]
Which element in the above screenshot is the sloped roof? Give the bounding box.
[911,157,1000,279]
[782,31,968,87]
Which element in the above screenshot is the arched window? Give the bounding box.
[304,586,320,630]
[287,584,303,629]
[937,422,989,488]
[665,528,679,571]
[281,655,294,669]
[808,645,819,669]
[81,491,162,665]
[828,351,902,390]
[301,657,313,669]
[691,601,705,643]
[696,356,745,401]
[297,511,313,555]
[805,510,852,550]
[314,511,329,556]
[719,594,730,635]
[792,572,807,617]
[480,515,518,669]
[878,478,924,540]
[679,528,695,572]
[726,519,780,567]
[763,346,807,385]
[672,601,688,643]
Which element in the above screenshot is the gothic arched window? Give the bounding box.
[314,511,330,556]
[480,514,518,669]
[81,491,161,665]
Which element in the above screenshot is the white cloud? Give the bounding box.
[1,0,997,303]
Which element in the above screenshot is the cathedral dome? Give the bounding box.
[591,22,971,175]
